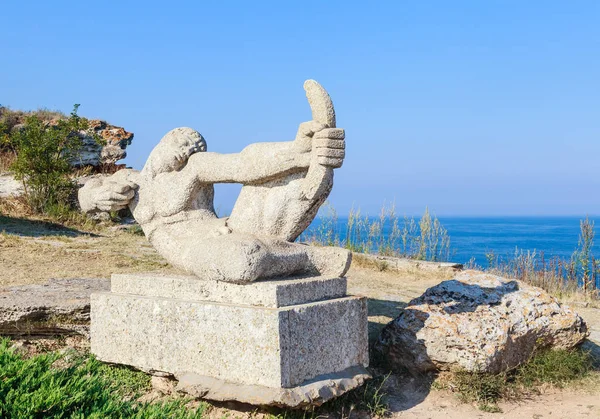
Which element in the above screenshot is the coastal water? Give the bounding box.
[440,217,600,266]
[307,216,600,266]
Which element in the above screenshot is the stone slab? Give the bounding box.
[0,278,110,336]
[91,292,368,388]
[110,273,347,308]
[176,366,372,408]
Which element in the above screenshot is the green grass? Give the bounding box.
[0,337,388,418]
[439,347,595,412]
[0,338,207,418]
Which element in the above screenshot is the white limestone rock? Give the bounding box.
[377,271,589,373]
[73,120,134,167]
[0,173,23,198]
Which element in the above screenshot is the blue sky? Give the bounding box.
[2,1,599,216]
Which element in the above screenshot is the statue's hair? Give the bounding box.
[142,127,205,179]
[142,141,182,179]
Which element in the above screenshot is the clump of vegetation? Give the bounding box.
[2,104,97,215]
[0,106,67,172]
[302,203,451,262]
[479,216,600,299]
[438,347,594,412]
[0,338,206,418]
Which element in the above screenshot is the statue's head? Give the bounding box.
[143,127,207,178]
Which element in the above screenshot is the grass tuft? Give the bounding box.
[439,347,594,412]
[516,348,594,388]
[302,203,451,262]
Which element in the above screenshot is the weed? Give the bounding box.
[3,104,103,216]
[515,348,593,388]
[451,370,507,406]
[126,224,145,236]
[97,363,152,397]
[318,373,390,417]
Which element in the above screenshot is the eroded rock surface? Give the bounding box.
[377,271,589,373]
[76,120,134,167]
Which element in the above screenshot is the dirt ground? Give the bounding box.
[1,214,600,418]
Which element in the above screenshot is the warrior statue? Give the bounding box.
[79,80,349,283]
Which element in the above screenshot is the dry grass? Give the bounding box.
[0,196,100,233]
[0,225,182,286]
[0,151,16,173]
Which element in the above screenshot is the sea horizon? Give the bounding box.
[306,215,600,266]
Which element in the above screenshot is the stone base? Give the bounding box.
[90,273,369,406]
[176,366,371,408]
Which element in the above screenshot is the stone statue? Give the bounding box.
[79,80,350,283]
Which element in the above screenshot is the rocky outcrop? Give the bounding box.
[1,107,133,168]
[75,120,133,167]
[377,271,589,374]
[0,278,110,337]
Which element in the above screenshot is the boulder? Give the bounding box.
[377,271,589,374]
[0,278,110,337]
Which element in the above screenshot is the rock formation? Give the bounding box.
[377,271,589,374]
[0,107,133,169]
[75,119,134,167]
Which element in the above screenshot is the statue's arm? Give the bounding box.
[183,142,310,185]
[78,169,139,213]
[181,122,345,185]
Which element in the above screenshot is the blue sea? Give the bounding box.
[440,217,599,266]
[306,216,600,267]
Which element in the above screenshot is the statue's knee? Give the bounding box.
[223,239,268,282]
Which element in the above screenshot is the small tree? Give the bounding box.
[8,105,89,214]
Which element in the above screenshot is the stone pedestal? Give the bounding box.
[90,273,370,407]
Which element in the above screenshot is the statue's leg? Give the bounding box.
[149,221,349,282]
[225,170,350,279]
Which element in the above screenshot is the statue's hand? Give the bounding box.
[93,179,137,212]
[313,128,345,168]
[294,121,327,153]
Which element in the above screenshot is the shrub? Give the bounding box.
[6,104,95,214]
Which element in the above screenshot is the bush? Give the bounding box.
[6,104,95,214]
